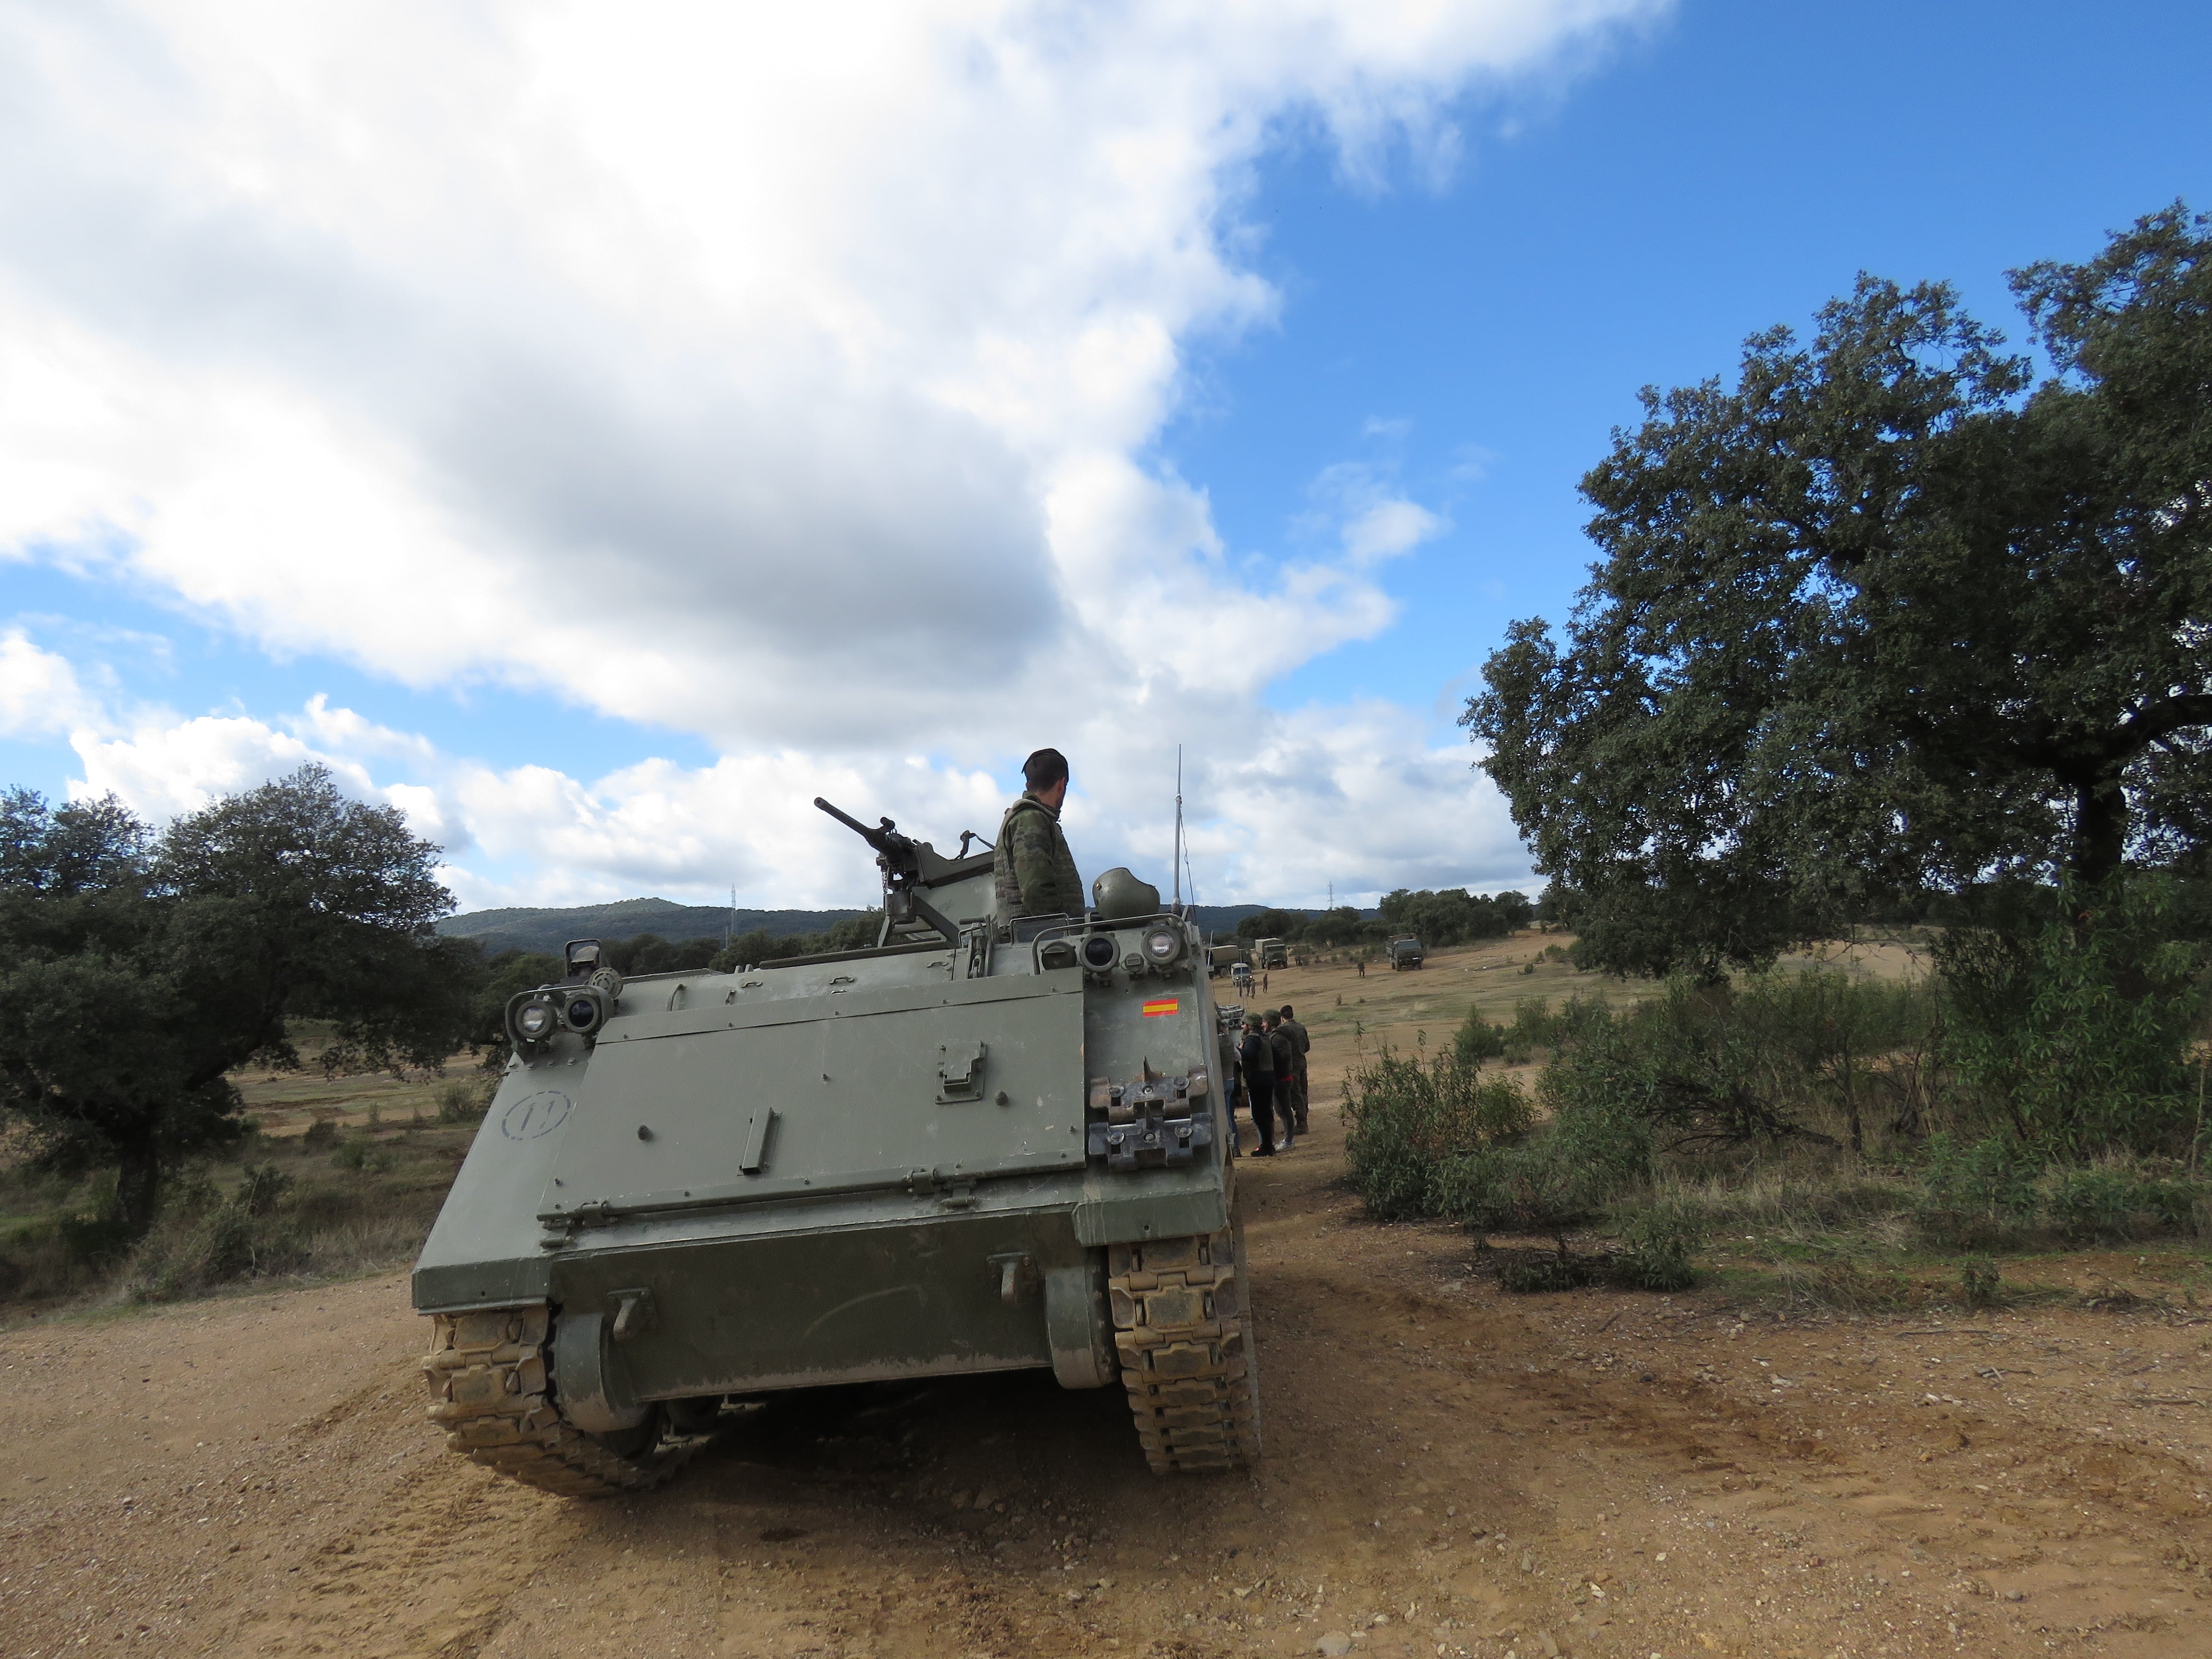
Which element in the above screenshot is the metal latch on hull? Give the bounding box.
[1087,1112,1213,1171]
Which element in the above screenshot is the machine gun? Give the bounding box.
[814,797,962,946]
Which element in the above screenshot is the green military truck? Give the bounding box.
[1388,935,1426,970]
[414,798,1259,1495]
[1253,937,1289,970]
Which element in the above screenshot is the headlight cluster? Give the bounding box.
[1141,926,1183,965]
[507,985,613,1048]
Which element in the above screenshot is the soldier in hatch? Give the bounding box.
[994,747,1085,920]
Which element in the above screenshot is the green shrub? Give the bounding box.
[1613,1203,1702,1291]
[331,1132,397,1174]
[1343,1048,1533,1221]
[301,1117,338,1150]
[436,1080,488,1123]
[1453,1010,1505,1064]
[1498,1253,1599,1294]
[2043,1162,2199,1241]
[235,1163,292,1216]
[1915,1132,2043,1247]
[1960,1255,2002,1309]
[1436,1055,1654,1235]
[57,1210,135,1267]
[124,1187,306,1302]
[1936,878,2208,1156]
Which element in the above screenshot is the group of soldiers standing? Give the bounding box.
[1230,1005,1308,1156]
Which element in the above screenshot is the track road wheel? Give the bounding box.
[421,1306,702,1497]
[1108,1226,1262,1473]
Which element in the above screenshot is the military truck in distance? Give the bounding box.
[1253,938,1289,970]
[414,799,1258,1496]
[1388,936,1426,970]
[1205,942,1245,977]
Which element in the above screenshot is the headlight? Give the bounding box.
[1079,935,1118,971]
[564,995,601,1033]
[516,1000,555,1039]
[1142,926,1182,963]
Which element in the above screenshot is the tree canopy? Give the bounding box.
[1466,205,2212,977]
[0,767,478,1234]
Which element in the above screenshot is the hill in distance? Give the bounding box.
[440,897,1373,956]
[438,897,866,956]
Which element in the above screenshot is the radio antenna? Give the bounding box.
[1172,745,1184,909]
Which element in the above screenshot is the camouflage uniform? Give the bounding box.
[1279,1013,1311,1131]
[993,792,1084,919]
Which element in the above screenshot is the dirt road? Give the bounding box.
[5,951,2210,1658]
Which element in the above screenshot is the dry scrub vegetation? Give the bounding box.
[1341,900,2212,1317]
[0,1028,490,1316]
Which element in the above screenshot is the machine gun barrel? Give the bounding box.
[812,795,960,946]
[813,796,906,855]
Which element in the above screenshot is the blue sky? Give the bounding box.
[1179,0,2212,714]
[0,1,2205,913]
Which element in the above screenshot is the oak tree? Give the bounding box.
[0,767,478,1235]
[1467,206,2212,976]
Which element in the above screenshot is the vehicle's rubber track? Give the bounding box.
[1108,1225,1262,1473]
[421,1305,700,1497]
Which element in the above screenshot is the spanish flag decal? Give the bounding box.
[1141,997,1180,1018]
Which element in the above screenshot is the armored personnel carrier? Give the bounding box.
[415,799,1258,1495]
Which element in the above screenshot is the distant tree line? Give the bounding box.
[1229,888,1533,951]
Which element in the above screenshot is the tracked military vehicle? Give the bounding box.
[414,798,1257,1495]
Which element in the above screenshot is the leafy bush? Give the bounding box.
[1342,1048,1533,1221]
[123,1176,306,1302]
[436,1080,487,1123]
[2042,1162,2200,1241]
[235,1163,292,1215]
[301,1117,338,1150]
[330,1132,397,1174]
[1936,878,2209,1156]
[1612,1203,1703,1291]
[1960,1255,2002,1309]
[1498,1253,1600,1294]
[1453,1010,1505,1064]
[1915,1132,2043,1247]
[1439,1060,1654,1235]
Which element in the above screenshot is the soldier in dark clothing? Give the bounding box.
[1263,1012,1298,1151]
[1277,1005,1311,1132]
[993,748,1083,920]
[1237,1018,1278,1156]
[1217,1022,1246,1156]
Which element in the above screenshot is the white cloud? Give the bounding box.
[72,712,332,822]
[0,0,1661,901]
[0,628,104,740]
[58,679,1522,911]
[1299,458,1449,567]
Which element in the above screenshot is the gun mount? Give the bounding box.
[814,795,961,946]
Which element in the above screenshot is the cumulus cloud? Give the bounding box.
[0,0,1663,902]
[52,679,1521,912]
[0,628,104,740]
